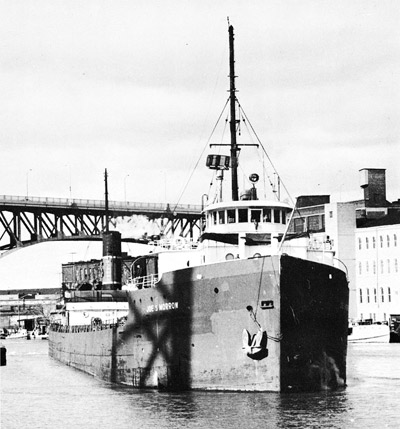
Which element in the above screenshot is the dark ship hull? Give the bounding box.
[49,254,348,392]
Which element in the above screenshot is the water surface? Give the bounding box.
[1,340,399,428]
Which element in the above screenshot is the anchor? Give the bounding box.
[242,306,268,360]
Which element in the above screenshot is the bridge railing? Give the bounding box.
[0,195,202,215]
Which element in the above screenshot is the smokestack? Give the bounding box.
[102,231,122,290]
[359,168,387,207]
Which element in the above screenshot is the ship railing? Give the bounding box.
[308,238,334,251]
[149,238,198,251]
[50,316,127,333]
[124,274,159,290]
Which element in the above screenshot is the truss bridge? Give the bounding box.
[0,195,203,251]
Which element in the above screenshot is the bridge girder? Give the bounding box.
[0,199,203,251]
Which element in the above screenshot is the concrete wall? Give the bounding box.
[325,202,358,319]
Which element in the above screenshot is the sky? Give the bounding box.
[0,0,399,290]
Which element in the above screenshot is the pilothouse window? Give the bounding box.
[238,209,248,223]
[218,211,225,224]
[263,208,271,222]
[227,209,236,223]
[250,209,261,223]
[274,209,280,223]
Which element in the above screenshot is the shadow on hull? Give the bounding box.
[280,256,349,392]
[110,268,193,390]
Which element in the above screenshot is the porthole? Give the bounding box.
[214,288,219,294]
[225,253,234,260]
[253,253,261,258]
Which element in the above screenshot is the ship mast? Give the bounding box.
[207,25,258,201]
[229,25,239,201]
[104,168,109,233]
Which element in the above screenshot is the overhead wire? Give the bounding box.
[237,101,296,207]
[239,105,276,196]
[172,93,307,230]
[238,102,307,226]
[172,97,230,213]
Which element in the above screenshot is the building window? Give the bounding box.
[380,260,384,274]
[329,211,333,218]
[394,234,397,247]
[387,235,390,247]
[366,288,370,303]
[358,238,362,250]
[388,287,391,302]
[366,261,369,273]
[293,217,304,233]
[380,287,384,302]
[380,236,383,248]
[387,259,390,274]
[359,289,363,303]
[373,237,376,248]
[373,261,376,274]
[306,215,315,230]
[395,259,398,273]
[359,262,362,275]
[366,237,369,249]
[374,288,377,303]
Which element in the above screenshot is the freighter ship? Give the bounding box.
[49,26,349,392]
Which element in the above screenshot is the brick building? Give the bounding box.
[61,254,142,291]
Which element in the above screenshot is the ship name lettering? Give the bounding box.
[146,302,179,313]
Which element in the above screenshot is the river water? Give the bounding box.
[1,340,399,429]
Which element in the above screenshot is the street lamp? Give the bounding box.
[65,164,72,200]
[26,169,32,199]
[124,174,130,204]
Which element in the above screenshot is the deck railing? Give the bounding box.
[50,316,127,334]
[123,274,159,290]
